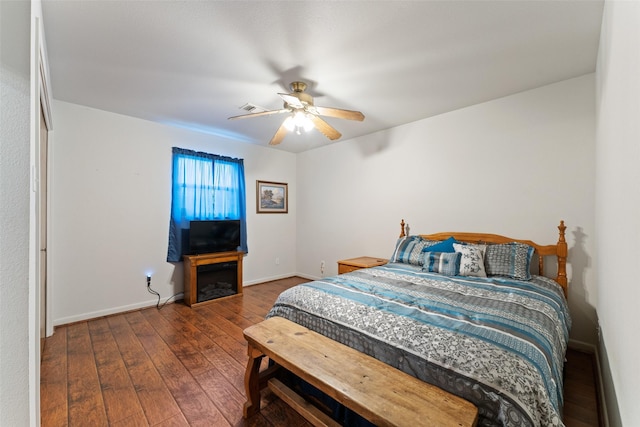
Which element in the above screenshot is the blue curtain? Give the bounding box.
[167,147,248,262]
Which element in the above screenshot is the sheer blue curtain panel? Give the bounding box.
[167,147,247,262]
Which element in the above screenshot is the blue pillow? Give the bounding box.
[422,251,461,276]
[422,236,458,253]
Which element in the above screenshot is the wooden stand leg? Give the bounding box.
[243,343,264,418]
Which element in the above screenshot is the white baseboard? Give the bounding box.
[54,274,310,326]
[53,296,176,327]
[244,272,322,285]
[243,273,298,286]
[295,272,322,281]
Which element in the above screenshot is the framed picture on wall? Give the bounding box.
[257,180,288,213]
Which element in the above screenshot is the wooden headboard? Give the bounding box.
[398,219,568,298]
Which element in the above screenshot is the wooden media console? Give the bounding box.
[183,251,243,307]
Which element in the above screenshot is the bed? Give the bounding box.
[265,220,570,427]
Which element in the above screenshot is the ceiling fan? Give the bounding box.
[228,81,365,146]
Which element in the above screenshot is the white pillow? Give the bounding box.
[453,243,487,277]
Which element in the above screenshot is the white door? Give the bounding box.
[39,106,48,356]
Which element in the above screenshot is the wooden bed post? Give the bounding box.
[399,219,406,238]
[556,220,568,298]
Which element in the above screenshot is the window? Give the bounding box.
[167,147,247,261]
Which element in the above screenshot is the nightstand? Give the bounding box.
[337,256,388,274]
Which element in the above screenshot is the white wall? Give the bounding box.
[50,74,599,380]
[297,74,597,345]
[595,1,640,425]
[49,101,297,325]
[0,1,32,425]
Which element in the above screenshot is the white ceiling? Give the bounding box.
[41,0,603,153]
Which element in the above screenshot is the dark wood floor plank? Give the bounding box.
[109,411,150,427]
[124,310,230,426]
[168,303,229,341]
[156,303,248,395]
[563,349,602,427]
[564,402,600,427]
[42,276,599,427]
[87,318,146,424]
[40,321,68,427]
[155,303,224,355]
[196,305,247,343]
[259,397,312,427]
[241,292,281,314]
[210,332,249,365]
[195,367,249,426]
[202,343,247,395]
[218,297,268,325]
[66,322,108,427]
[153,413,189,427]
[140,308,214,378]
[152,412,191,427]
[241,280,305,314]
[208,302,261,331]
[107,315,183,426]
[173,302,249,367]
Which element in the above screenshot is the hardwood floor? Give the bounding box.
[563,349,603,427]
[41,277,601,426]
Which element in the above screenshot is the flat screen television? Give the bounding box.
[188,219,241,255]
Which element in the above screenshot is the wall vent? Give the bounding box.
[240,103,267,113]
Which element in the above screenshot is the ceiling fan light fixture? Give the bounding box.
[303,119,314,133]
[284,110,314,134]
[228,80,364,146]
[301,114,315,132]
[283,116,295,132]
[293,110,308,126]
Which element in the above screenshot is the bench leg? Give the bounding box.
[243,343,265,418]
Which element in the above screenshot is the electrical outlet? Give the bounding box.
[146,275,151,286]
[320,260,325,275]
[275,257,280,265]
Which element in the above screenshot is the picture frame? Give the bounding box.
[256,180,288,214]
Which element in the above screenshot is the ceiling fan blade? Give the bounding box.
[309,115,341,140]
[315,106,365,121]
[278,93,304,108]
[228,109,289,120]
[269,121,289,146]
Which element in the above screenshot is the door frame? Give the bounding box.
[38,38,53,339]
[31,10,54,426]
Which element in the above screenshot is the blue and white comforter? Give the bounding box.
[266,262,571,427]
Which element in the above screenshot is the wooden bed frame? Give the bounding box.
[399,219,569,298]
[242,220,568,425]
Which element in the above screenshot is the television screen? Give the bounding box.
[188,220,240,254]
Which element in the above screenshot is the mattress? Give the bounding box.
[266,262,571,427]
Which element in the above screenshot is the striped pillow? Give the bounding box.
[390,236,437,266]
[422,251,461,276]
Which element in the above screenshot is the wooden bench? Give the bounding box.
[243,316,478,427]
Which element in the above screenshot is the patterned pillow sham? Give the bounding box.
[422,251,461,276]
[484,242,535,280]
[453,243,487,277]
[390,236,437,266]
